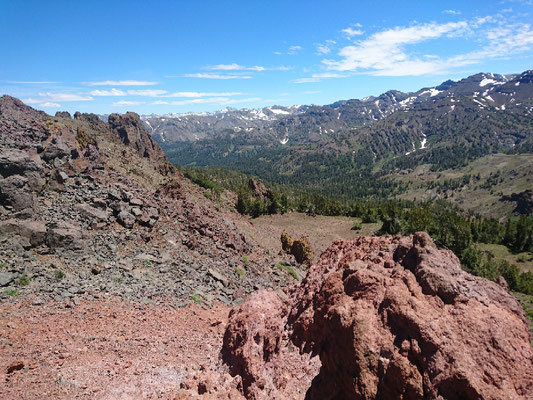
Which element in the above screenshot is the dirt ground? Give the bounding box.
[236,212,363,260]
[0,293,319,400]
[0,296,231,399]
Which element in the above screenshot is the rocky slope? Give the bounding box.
[0,95,295,306]
[221,233,533,399]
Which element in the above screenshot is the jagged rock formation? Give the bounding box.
[223,233,533,399]
[248,178,274,203]
[108,112,170,170]
[501,190,533,215]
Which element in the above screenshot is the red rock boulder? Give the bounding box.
[289,233,532,400]
[223,233,533,400]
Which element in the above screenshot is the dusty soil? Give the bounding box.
[1,296,232,399]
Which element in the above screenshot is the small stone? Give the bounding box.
[0,272,17,287]
[6,361,24,374]
[130,198,143,207]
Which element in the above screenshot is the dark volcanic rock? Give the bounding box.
[45,221,83,250]
[248,178,274,202]
[0,219,46,247]
[501,190,533,215]
[55,111,72,119]
[223,233,533,400]
[108,112,171,173]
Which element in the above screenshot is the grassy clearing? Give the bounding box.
[477,243,533,273]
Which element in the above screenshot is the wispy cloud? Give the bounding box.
[288,45,302,55]
[341,24,364,39]
[5,80,60,84]
[24,92,94,103]
[316,40,336,55]
[83,80,158,86]
[323,18,533,76]
[443,9,461,15]
[126,89,168,97]
[204,63,266,71]
[293,72,348,83]
[164,91,244,98]
[89,88,246,98]
[90,88,127,96]
[112,100,145,106]
[203,63,291,72]
[183,73,253,79]
[323,21,469,76]
[153,97,262,106]
[274,45,302,55]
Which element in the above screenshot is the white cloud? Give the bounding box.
[153,97,262,106]
[204,63,266,71]
[324,21,470,75]
[316,40,336,55]
[293,72,348,83]
[183,73,252,79]
[288,45,302,55]
[443,9,461,15]
[127,89,168,97]
[164,91,244,98]
[84,80,157,86]
[90,88,127,96]
[40,102,61,108]
[274,46,302,55]
[112,100,145,106]
[6,80,60,84]
[24,93,94,103]
[342,27,364,37]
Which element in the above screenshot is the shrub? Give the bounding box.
[18,276,30,286]
[291,236,314,266]
[351,221,362,231]
[281,231,293,252]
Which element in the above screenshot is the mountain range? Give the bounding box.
[144,70,533,212]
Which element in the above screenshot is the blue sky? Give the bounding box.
[1,0,533,114]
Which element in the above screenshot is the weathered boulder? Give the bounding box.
[223,233,533,400]
[76,203,108,222]
[42,137,72,162]
[0,149,42,178]
[117,210,136,228]
[0,175,35,211]
[45,221,83,250]
[0,219,46,247]
[0,271,17,287]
